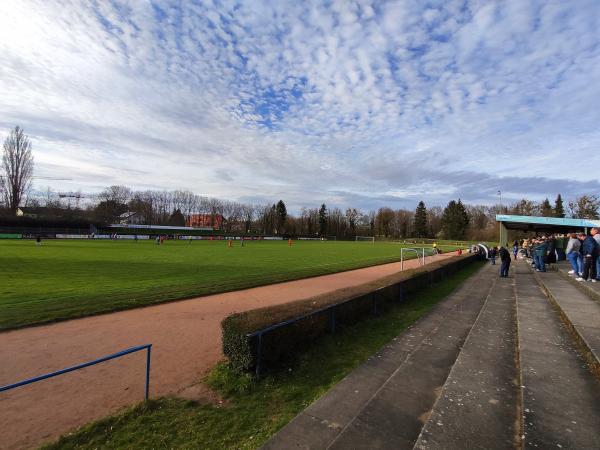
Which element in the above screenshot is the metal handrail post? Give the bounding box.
[255,333,263,378]
[145,345,152,400]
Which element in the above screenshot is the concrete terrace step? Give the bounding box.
[261,263,496,450]
[556,262,600,304]
[517,263,600,449]
[531,266,600,380]
[414,269,520,450]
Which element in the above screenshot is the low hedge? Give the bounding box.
[222,254,478,375]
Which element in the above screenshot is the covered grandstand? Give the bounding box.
[496,214,600,245]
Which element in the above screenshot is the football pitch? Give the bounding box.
[0,239,454,330]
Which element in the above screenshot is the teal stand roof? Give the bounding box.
[496,214,600,231]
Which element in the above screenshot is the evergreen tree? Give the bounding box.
[441,199,470,239]
[168,208,185,226]
[540,198,553,217]
[413,201,428,238]
[275,200,287,233]
[554,194,565,218]
[318,203,327,236]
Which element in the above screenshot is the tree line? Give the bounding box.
[2,126,599,240]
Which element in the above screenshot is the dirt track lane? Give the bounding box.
[0,254,452,449]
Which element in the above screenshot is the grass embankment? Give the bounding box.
[43,261,482,450]
[0,240,458,330]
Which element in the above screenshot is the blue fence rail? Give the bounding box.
[0,344,152,400]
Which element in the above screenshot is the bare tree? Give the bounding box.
[241,204,255,233]
[394,209,413,238]
[427,206,443,238]
[568,195,600,219]
[344,208,358,230]
[1,126,34,213]
[375,207,395,237]
[221,201,244,232]
[98,185,132,205]
[328,207,346,237]
[257,203,275,234]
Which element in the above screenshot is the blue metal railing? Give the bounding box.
[0,344,152,400]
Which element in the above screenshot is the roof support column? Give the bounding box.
[499,221,508,247]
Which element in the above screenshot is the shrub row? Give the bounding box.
[222,254,479,375]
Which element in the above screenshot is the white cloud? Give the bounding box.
[0,0,599,212]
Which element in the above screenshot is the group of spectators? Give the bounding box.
[523,236,558,273]
[487,229,600,282]
[564,228,600,282]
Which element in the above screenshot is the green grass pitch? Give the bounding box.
[0,239,454,330]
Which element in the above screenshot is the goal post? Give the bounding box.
[400,246,440,270]
[355,236,375,243]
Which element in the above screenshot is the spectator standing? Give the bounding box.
[577,232,597,282]
[522,239,530,258]
[591,227,600,280]
[499,246,511,277]
[489,246,498,265]
[534,238,548,272]
[592,228,600,281]
[546,235,557,264]
[565,233,583,276]
[513,240,519,260]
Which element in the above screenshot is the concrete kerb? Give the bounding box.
[512,271,525,450]
[529,266,600,382]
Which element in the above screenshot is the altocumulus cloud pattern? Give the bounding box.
[0,0,599,209]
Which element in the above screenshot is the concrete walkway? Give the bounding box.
[414,269,519,449]
[517,265,600,449]
[263,261,600,450]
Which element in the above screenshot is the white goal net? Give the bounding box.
[355,236,375,243]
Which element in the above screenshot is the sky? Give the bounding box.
[1,0,599,212]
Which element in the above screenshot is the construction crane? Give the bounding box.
[58,192,89,209]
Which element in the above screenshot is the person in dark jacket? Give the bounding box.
[533,238,548,272]
[489,246,498,265]
[499,246,511,277]
[546,235,557,264]
[577,233,598,282]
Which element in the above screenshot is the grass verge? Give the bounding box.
[43,261,483,450]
